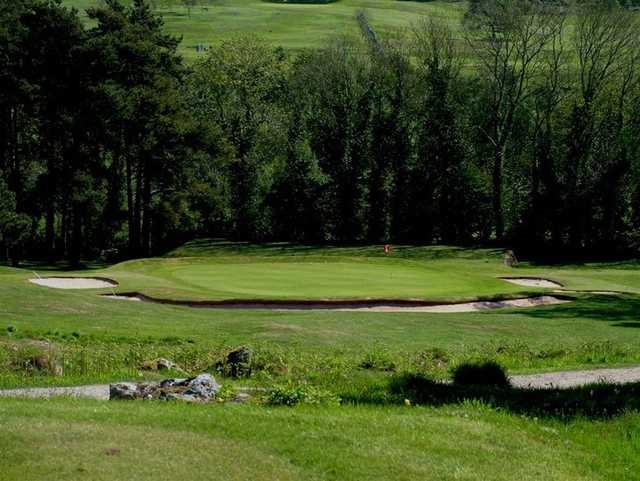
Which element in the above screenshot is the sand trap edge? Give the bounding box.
[30,276,119,290]
[499,277,564,288]
[102,292,573,313]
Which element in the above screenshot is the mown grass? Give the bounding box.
[1,397,639,481]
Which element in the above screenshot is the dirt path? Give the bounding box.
[2,366,640,400]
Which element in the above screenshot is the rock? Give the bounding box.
[109,374,220,403]
[141,357,183,373]
[159,378,188,388]
[110,382,140,400]
[183,373,221,400]
[226,346,252,378]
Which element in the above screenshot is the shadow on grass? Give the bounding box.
[7,260,112,272]
[512,295,640,325]
[343,373,640,419]
[168,239,504,261]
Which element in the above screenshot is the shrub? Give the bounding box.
[451,361,509,388]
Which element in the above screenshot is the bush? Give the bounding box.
[451,361,509,388]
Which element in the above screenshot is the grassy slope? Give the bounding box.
[1,242,639,360]
[1,397,639,481]
[62,0,464,58]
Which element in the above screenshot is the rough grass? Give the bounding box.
[1,397,639,481]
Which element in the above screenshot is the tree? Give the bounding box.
[187,37,288,240]
[564,0,640,248]
[411,19,474,243]
[182,0,197,18]
[87,0,187,257]
[294,38,373,241]
[464,0,563,240]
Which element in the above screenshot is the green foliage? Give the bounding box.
[3,1,640,260]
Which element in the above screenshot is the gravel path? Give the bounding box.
[509,366,640,389]
[0,384,110,400]
[2,366,640,400]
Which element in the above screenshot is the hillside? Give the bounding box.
[63,0,464,58]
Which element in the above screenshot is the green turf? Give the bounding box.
[62,0,464,59]
[1,397,638,481]
[1,241,639,366]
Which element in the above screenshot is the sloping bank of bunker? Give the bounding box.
[102,292,572,313]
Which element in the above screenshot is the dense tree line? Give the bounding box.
[1,0,640,265]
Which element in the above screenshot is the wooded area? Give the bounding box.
[1,0,640,265]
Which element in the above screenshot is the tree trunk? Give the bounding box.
[126,154,138,257]
[141,159,152,257]
[70,203,82,268]
[493,148,504,241]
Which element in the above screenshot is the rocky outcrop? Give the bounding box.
[109,374,220,402]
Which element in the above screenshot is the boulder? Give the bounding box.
[183,373,220,400]
[109,374,220,403]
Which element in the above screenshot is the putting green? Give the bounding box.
[167,261,518,299]
[101,245,536,301]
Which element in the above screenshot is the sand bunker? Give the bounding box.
[103,293,571,313]
[330,296,570,313]
[30,277,118,289]
[105,294,141,301]
[500,277,563,288]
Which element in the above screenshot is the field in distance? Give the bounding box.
[62,0,464,58]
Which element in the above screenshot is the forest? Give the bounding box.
[1,0,640,265]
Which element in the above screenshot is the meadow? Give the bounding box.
[63,0,464,58]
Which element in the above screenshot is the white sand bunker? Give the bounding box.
[30,277,118,289]
[332,295,571,313]
[500,277,563,288]
[105,294,142,301]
